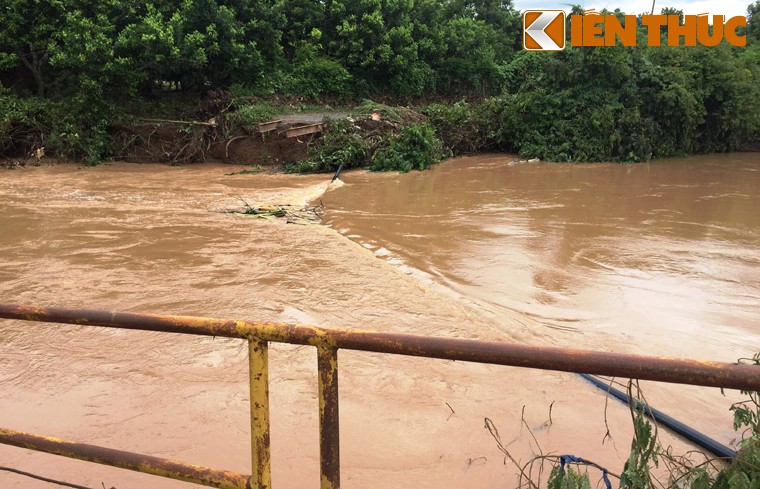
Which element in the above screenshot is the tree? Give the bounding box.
[0,0,67,97]
[748,0,760,43]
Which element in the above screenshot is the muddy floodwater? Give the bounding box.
[0,154,758,488]
[323,154,760,359]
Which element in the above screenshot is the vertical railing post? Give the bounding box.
[317,346,340,489]
[249,339,271,489]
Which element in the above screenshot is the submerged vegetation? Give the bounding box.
[1,1,760,165]
[491,357,760,489]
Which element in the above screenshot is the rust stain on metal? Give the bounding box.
[0,428,250,489]
[1,303,760,390]
[248,339,272,489]
[2,302,760,488]
[317,346,340,489]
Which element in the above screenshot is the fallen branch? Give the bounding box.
[213,198,324,224]
[484,417,540,489]
[225,136,247,158]
[142,118,217,127]
[0,465,103,489]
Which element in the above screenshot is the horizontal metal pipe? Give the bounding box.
[1,303,759,391]
[0,428,251,489]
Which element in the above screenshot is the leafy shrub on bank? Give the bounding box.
[289,120,443,174]
[0,92,115,164]
[423,100,503,156]
[490,44,760,163]
[0,93,48,156]
[232,62,353,100]
[370,124,443,172]
[231,103,282,131]
[286,119,371,173]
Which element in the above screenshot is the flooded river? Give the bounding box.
[323,154,760,360]
[0,154,758,488]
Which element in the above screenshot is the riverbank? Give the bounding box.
[0,160,718,488]
[4,91,760,174]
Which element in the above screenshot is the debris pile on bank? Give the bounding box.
[217,198,324,225]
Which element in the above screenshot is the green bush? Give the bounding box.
[229,72,294,98]
[489,43,760,163]
[288,58,353,98]
[0,93,48,156]
[232,103,282,131]
[0,92,115,164]
[286,119,371,173]
[423,100,497,155]
[370,124,443,173]
[289,121,444,174]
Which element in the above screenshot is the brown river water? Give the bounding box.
[0,154,758,488]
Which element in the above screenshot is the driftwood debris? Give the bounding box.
[141,118,218,127]
[216,197,324,225]
[2,146,45,169]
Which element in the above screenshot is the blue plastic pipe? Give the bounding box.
[579,373,736,459]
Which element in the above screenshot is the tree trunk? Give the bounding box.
[18,44,47,98]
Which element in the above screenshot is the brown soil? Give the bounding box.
[110,90,321,166]
[110,107,413,167]
[112,123,212,164]
[112,122,311,166]
[207,128,309,165]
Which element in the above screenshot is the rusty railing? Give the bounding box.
[1,303,759,489]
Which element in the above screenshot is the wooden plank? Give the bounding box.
[257,120,283,133]
[281,123,324,138]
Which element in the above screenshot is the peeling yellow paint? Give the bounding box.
[3,302,760,489]
[0,428,250,488]
[249,339,271,489]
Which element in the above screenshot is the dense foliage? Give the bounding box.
[286,119,372,173]
[495,39,760,161]
[1,0,760,164]
[370,123,443,172]
[286,117,443,174]
[0,0,516,100]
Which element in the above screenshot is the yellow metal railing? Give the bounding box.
[1,303,759,489]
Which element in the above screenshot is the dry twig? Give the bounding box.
[0,465,104,489]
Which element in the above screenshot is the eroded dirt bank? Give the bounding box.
[0,162,728,488]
